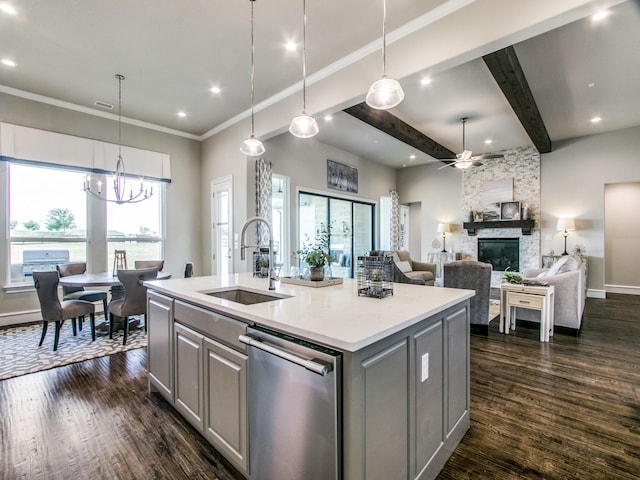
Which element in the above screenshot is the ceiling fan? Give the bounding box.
[439,117,503,169]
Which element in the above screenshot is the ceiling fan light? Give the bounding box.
[365,76,404,110]
[454,160,473,169]
[240,134,265,156]
[289,112,319,138]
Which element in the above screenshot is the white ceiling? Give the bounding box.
[1,0,639,169]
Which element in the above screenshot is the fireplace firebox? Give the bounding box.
[478,238,519,272]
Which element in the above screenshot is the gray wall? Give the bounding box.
[0,92,202,323]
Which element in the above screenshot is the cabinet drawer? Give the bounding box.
[507,292,543,310]
[175,300,247,352]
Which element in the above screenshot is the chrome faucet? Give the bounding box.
[240,216,276,290]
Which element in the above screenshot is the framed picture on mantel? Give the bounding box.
[500,201,521,220]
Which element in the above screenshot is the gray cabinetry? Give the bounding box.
[147,291,174,402]
[173,300,249,476]
[342,302,470,480]
[203,336,248,473]
[174,322,204,431]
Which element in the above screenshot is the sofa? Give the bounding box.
[390,251,436,286]
[518,254,586,332]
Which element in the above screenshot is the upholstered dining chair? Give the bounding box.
[108,267,158,345]
[33,270,96,351]
[57,262,109,321]
[134,260,164,271]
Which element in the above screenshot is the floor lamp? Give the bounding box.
[557,218,575,255]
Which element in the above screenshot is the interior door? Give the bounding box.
[211,176,233,276]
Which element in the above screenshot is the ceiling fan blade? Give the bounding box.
[472,161,484,167]
[472,153,504,160]
[438,161,456,170]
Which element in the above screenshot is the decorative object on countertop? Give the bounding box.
[280,276,343,288]
[296,223,335,281]
[357,253,394,298]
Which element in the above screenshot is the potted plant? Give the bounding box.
[297,224,335,281]
[502,266,522,284]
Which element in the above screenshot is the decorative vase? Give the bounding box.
[310,266,324,281]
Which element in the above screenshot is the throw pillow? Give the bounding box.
[545,256,569,277]
[558,254,581,273]
[392,252,401,264]
[396,260,412,273]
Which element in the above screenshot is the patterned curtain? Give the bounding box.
[255,158,272,245]
[390,190,401,250]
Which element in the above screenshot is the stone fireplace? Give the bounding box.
[459,145,540,286]
[478,237,519,272]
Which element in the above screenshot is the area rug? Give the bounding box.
[0,317,147,381]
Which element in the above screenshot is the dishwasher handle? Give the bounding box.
[239,334,332,376]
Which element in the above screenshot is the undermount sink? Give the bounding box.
[203,288,290,305]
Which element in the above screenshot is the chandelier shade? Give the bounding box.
[240,134,266,156]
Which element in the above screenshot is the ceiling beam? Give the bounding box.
[483,46,552,153]
[343,103,456,160]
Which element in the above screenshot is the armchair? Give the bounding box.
[391,251,436,286]
[443,260,492,334]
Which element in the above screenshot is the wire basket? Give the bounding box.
[357,254,394,298]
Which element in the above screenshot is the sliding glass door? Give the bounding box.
[298,192,374,278]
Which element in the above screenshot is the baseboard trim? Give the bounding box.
[0,310,41,328]
[587,289,606,299]
[604,285,640,296]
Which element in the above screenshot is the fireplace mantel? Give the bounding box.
[463,219,535,236]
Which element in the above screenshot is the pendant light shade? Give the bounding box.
[240,134,266,156]
[366,0,404,110]
[289,113,319,138]
[366,75,404,110]
[289,0,318,138]
[240,0,265,156]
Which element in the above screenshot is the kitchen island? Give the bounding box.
[145,273,473,480]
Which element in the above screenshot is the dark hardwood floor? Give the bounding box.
[1,294,639,479]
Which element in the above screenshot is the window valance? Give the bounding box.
[0,122,171,182]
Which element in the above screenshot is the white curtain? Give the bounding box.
[255,158,272,245]
[390,190,401,250]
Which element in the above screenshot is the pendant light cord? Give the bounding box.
[250,0,256,135]
[382,0,387,76]
[116,74,124,160]
[302,0,307,111]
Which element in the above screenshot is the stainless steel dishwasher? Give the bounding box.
[239,325,341,480]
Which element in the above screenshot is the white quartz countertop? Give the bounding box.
[145,273,473,352]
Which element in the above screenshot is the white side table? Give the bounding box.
[425,252,457,285]
[500,283,555,342]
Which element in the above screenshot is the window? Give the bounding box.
[106,176,164,269]
[9,163,87,284]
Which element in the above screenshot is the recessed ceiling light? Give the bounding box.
[484,139,493,145]
[402,164,407,168]
[409,154,416,159]
[591,116,602,123]
[591,10,609,22]
[0,3,17,15]
[285,41,297,52]
[177,111,187,118]
[587,82,596,88]
[210,86,221,94]
[324,115,333,121]
[420,77,432,86]
[1,58,16,67]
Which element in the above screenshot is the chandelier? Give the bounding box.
[83,74,153,204]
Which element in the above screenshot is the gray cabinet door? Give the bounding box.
[147,291,174,403]
[174,322,204,431]
[203,337,249,475]
[446,307,469,434]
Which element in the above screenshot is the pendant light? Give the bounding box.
[366,0,404,110]
[289,0,318,138]
[240,0,265,156]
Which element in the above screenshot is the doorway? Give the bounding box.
[211,176,233,276]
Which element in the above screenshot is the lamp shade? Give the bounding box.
[437,223,451,234]
[289,113,319,138]
[365,76,405,110]
[557,218,576,231]
[240,135,265,156]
